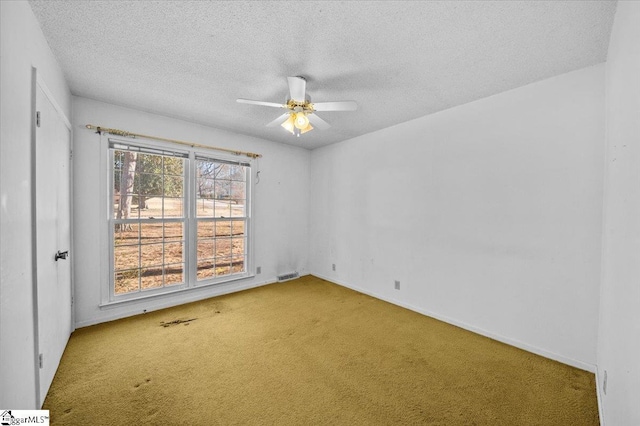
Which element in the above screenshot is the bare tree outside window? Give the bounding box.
[115,151,137,229]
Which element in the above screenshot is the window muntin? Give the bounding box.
[109,141,252,301]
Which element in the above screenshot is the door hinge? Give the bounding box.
[36,111,41,127]
[70,150,73,160]
[39,353,43,369]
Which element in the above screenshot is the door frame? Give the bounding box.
[30,67,74,408]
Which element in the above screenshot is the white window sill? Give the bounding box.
[99,273,254,309]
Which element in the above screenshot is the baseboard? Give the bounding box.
[595,368,606,425]
[312,273,596,373]
[75,278,277,328]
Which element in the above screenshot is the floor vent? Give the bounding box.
[277,272,299,282]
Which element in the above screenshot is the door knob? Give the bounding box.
[55,250,69,261]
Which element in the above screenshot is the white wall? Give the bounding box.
[310,64,605,371]
[2,0,622,413]
[0,1,71,408]
[597,1,640,424]
[72,97,310,327]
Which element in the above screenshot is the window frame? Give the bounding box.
[105,137,254,304]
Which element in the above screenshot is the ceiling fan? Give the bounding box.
[237,76,357,137]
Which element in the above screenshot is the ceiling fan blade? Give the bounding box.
[287,76,306,102]
[312,101,358,111]
[237,98,287,108]
[266,113,291,127]
[307,113,331,130]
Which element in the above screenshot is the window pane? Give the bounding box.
[114,193,139,219]
[197,240,214,260]
[197,221,214,239]
[135,195,147,211]
[164,222,183,242]
[114,224,139,246]
[231,220,245,237]
[216,164,230,179]
[197,178,215,199]
[137,153,162,172]
[163,157,184,176]
[196,198,214,217]
[140,243,163,267]
[113,182,121,198]
[215,238,232,258]
[231,237,245,257]
[230,202,245,218]
[113,150,138,218]
[164,242,183,265]
[229,165,246,181]
[131,199,142,219]
[214,257,232,277]
[141,267,163,290]
[139,173,162,197]
[115,269,139,294]
[140,222,163,244]
[231,235,245,274]
[163,198,183,218]
[215,180,231,200]
[196,161,217,179]
[214,200,231,218]
[113,151,123,172]
[114,245,139,271]
[197,260,214,280]
[164,175,183,197]
[216,265,231,276]
[132,172,141,195]
[231,260,245,274]
[215,221,232,237]
[139,197,160,219]
[165,264,183,286]
[230,181,245,200]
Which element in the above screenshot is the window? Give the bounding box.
[109,140,252,301]
[195,156,248,280]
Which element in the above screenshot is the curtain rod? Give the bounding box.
[85,124,262,159]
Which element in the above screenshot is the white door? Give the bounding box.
[34,82,72,406]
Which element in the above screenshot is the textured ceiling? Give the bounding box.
[28,1,616,149]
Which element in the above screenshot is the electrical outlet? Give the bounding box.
[603,370,608,395]
[256,266,261,274]
[394,280,400,290]
[332,264,336,271]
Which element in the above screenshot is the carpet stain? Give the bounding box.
[133,378,152,389]
[160,318,196,327]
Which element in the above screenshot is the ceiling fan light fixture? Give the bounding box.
[294,112,309,130]
[282,113,313,136]
[281,114,295,134]
[301,123,313,134]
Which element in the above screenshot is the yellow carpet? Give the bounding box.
[44,275,598,425]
